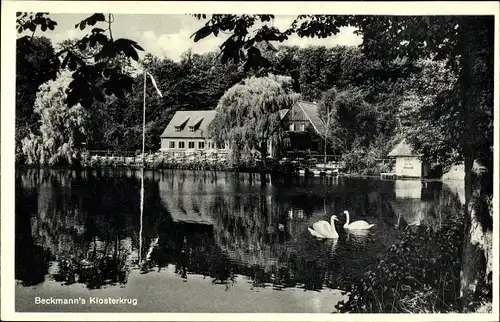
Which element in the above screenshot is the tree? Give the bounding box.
[192,14,494,310]
[16,36,59,160]
[317,88,337,169]
[356,17,493,307]
[16,12,144,109]
[318,87,378,154]
[398,59,460,169]
[21,70,91,165]
[208,74,299,167]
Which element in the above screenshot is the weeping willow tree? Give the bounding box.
[21,70,90,165]
[208,74,299,168]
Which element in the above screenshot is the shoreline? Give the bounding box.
[16,164,465,183]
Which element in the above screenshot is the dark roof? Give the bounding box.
[297,101,327,137]
[187,116,204,128]
[160,110,217,139]
[388,139,418,157]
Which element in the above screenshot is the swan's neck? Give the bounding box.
[330,217,337,235]
[345,212,350,225]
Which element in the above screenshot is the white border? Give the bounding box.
[1,1,499,321]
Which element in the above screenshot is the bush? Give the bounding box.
[335,190,465,313]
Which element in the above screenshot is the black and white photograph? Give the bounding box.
[1,1,498,320]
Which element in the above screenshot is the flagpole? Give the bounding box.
[142,69,147,161]
[139,69,147,266]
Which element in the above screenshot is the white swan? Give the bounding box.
[308,215,339,239]
[343,210,375,230]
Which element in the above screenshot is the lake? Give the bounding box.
[14,168,464,313]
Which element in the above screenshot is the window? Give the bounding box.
[188,126,195,132]
[289,124,295,131]
[198,141,205,149]
[301,124,306,131]
[175,126,181,132]
[178,141,185,149]
[188,141,195,149]
[169,141,175,149]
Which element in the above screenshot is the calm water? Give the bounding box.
[15,168,463,313]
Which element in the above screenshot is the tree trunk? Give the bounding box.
[460,156,493,310]
[458,17,493,311]
[259,141,268,185]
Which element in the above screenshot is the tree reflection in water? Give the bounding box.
[16,168,456,294]
[52,238,131,289]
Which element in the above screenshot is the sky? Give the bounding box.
[36,14,363,61]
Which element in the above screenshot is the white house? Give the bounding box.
[160,107,292,157]
[387,139,429,178]
[159,110,229,154]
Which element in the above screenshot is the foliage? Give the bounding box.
[318,87,378,154]
[208,74,299,160]
[192,15,477,73]
[16,12,144,109]
[193,15,494,169]
[16,36,59,158]
[191,13,494,312]
[21,71,90,165]
[89,51,245,151]
[398,59,460,169]
[336,189,465,313]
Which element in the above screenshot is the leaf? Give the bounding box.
[61,52,70,69]
[92,27,105,34]
[243,38,255,49]
[77,38,88,51]
[119,74,135,92]
[68,58,78,71]
[114,39,140,61]
[91,85,106,102]
[76,13,106,30]
[192,25,213,42]
[131,41,144,51]
[27,22,36,32]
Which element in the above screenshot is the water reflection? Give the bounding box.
[389,180,444,231]
[15,168,461,297]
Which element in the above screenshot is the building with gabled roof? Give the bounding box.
[160,110,229,153]
[159,101,330,157]
[387,138,429,178]
[280,101,330,156]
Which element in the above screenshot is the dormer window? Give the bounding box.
[175,117,190,132]
[188,126,195,132]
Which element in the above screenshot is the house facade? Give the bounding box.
[281,101,329,156]
[159,110,229,154]
[387,139,429,178]
[159,101,330,158]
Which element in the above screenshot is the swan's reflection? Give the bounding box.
[328,238,339,253]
